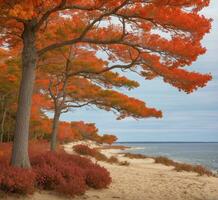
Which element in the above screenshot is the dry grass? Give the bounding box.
[154,156,176,166]
[153,156,214,176]
[122,153,148,159]
[173,163,214,176]
[119,153,214,176]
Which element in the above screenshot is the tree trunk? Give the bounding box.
[0,108,7,142]
[11,23,37,168]
[50,109,61,151]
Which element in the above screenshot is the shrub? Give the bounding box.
[55,152,94,169]
[0,142,112,196]
[55,164,86,196]
[153,156,213,176]
[0,166,35,195]
[154,156,176,166]
[120,152,214,176]
[174,163,213,176]
[107,156,119,164]
[31,152,87,196]
[122,153,148,159]
[34,164,62,190]
[31,151,111,196]
[94,151,108,162]
[73,144,97,156]
[85,165,112,189]
[73,144,122,165]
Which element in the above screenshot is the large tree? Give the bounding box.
[0,0,212,167]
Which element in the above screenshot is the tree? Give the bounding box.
[0,0,212,167]
[0,53,20,142]
[37,46,161,151]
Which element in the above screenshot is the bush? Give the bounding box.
[55,164,86,196]
[122,153,148,159]
[31,151,111,196]
[55,152,94,169]
[85,165,112,189]
[0,142,112,196]
[73,144,97,156]
[153,156,213,176]
[107,156,119,164]
[73,144,123,165]
[31,152,87,196]
[154,156,176,166]
[0,166,35,195]
[34,164,62,190]
[174,163,213,176]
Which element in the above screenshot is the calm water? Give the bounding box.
[117,142,218,171]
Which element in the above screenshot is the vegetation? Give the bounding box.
[122,153,148,159]
[0,142,111,196]
[0,0,212,168]
[73,144,129,166]
[154,156,214,176]
[122,153,214,176]
[0,0,214,198]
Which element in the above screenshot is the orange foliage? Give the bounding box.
[0,1,213,161]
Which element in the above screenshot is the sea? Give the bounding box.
[116,142,218,172]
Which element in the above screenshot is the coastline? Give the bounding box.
[5,141,218,200]
[75,143,218,200]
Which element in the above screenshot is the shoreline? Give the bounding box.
[5,141,218,200]
[114,143,218,173]
[74,142,218,200]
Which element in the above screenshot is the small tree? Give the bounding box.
[37,46,162,151]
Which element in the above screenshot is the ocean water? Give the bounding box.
[117,142,218,171]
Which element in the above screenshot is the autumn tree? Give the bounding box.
[37,46,161,151]
[0,0,212,167]
[0,52,20,142]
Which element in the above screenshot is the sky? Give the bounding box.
[61,1,218,142]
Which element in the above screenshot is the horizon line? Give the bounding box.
[116,141,218,143]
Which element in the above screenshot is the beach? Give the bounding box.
[4,142,218,200]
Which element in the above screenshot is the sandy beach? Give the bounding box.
[4,142,218,200]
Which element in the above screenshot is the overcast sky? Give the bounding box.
[62,1,218,142]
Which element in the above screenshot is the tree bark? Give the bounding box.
[50,109,61,151]
[0,108,7,142]
[11,22,37,168]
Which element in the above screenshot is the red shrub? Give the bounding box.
[56,153,94,169]
[0,166,35,194]
[55,164,86,196]
[85,165,112,189]
[31,152,86,196]
[73,144,97,156]
[73,144,121,165]
[34,164,62,190]
[0,146,112,197]
[31,151,111,196]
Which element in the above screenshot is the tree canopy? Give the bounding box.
[0,0,212,167]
